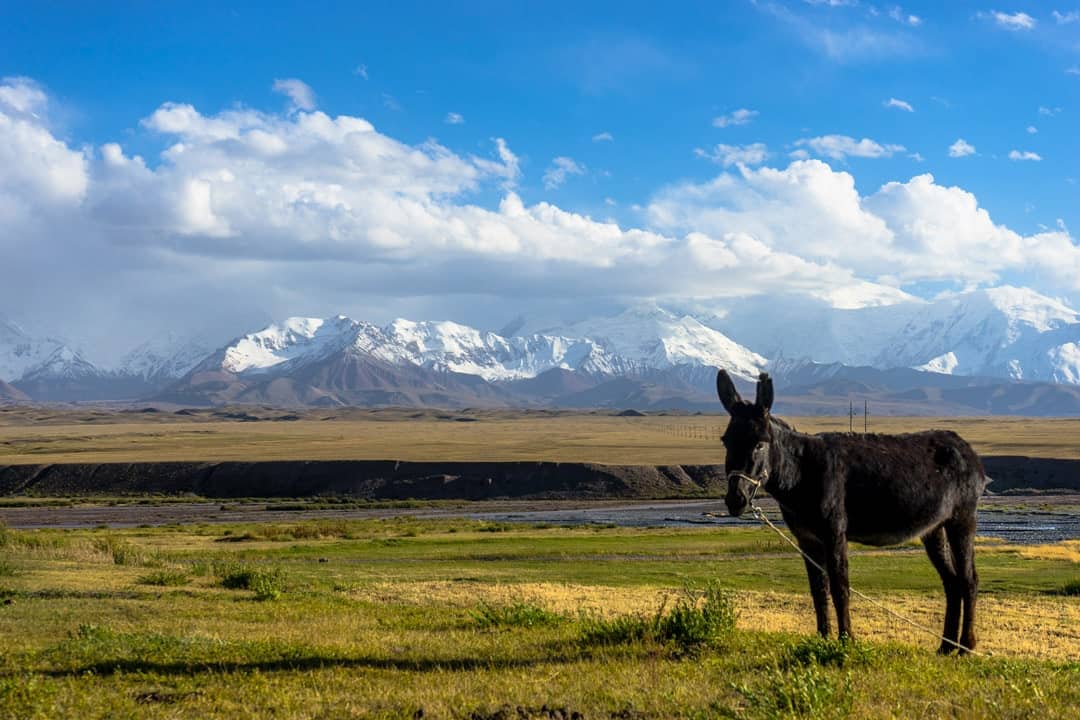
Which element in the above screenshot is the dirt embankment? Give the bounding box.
[0,456,1075,499]
[981,456,1080,492]
[0,461,725,499]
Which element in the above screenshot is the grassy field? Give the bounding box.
[5,406,1080,464]
[1,517,1078,718]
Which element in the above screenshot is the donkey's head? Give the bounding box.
[717,369,774,518]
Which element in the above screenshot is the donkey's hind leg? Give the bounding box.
[922,525,961,654]
[797,536,831,637]
[945,515,979,654]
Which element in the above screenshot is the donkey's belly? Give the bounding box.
[844,485,954,546]
[848,518,945,547]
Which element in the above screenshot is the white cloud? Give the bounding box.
[884,97,914,112]
[795,134,904,160]
[984,10,1037,31]
[648,161,1080,291]
[888,7,922,26]
[1068,67,1080,76]
[0,76,49,115]
[1027,125,1038,134]
[712,108,758,128]
[1052,10,1080,24]
[908,152,925,162]
[445,112,464,125]
[948,138,976,157]
[604,197,617,206]
[353,64,369,80]
[592,131,614,142]
[271,78,316,112]
[542,156,586,190]
[1039,106,1062,116]
[694,143,770,167]
[1009,149,1043,161]
[5,76,1080,356]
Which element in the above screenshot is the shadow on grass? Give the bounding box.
[29,652,571,678]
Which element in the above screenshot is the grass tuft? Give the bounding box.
[215,562,286,600]
[136,570,190,587]
[737,664,854,719]
[780,636,880,669]
[579,581,737,654]
[471,601,567,629]
[1052,578,1080,596]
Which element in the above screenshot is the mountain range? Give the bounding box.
[6,286,1080,414]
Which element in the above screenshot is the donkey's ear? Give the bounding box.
[716,369,742,413]
[755,372,774,412]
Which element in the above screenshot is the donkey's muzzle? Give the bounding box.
[725,475,751,517]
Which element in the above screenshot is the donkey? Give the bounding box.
[716,369,987,654]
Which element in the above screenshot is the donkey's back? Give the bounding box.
[812,429,986,546]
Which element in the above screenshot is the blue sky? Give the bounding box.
[1,1,1079,355]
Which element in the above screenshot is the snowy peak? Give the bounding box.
[220,315,361,374]
[549,304,767,380]
[0,318,103,382]
[118,332,216,382]
[981,286,1079,334]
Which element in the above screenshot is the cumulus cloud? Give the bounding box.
[1027,125,1038,134]
[1052,10,1080,24]
[1009,149,1043,161]
[592,131,614,142]
[271,78,316,111]
[694,143,769,167]
[884,97,914,112]
[353,64,368,79]
[445,112,464,124]
[949,138,976,157]
[795,134,905,160]
[542,156,585,190]
[647,161,1080,290]
[1067,67,1080,76]
[712,108,758,128]
[3,77,1079,357]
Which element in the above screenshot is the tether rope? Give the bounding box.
[743,479,990,657]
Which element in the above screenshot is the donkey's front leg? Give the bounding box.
[824,530,853,640]
[797,537,831,638]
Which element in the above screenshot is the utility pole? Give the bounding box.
[864,400,868,433]
[849,400,854,432]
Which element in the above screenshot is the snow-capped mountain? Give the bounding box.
[118,332,216,384]
[0,317,82,382]
[194,315,631,383]
[710,286,1080,384]
[532,304,768,380]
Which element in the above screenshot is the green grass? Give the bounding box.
[0,518,1077,719]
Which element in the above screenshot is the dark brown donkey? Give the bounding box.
[716,370,987,654]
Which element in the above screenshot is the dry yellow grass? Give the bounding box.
[4,409,1080,464]
[360,580,1080,661]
